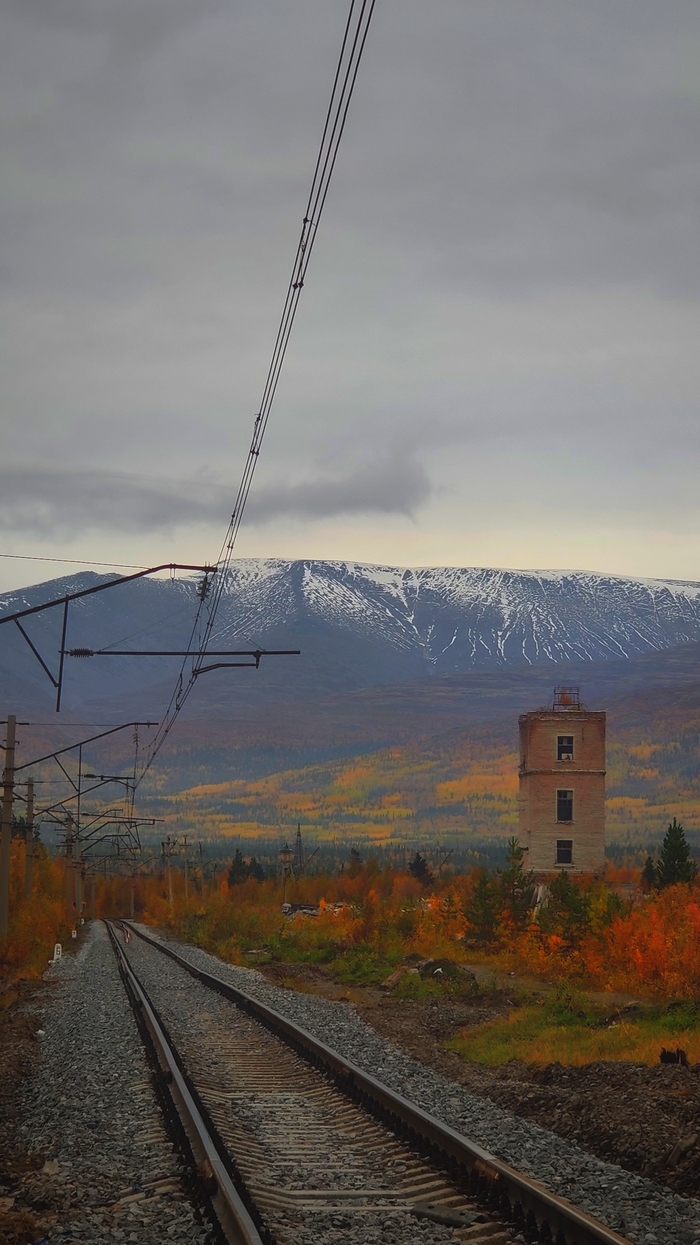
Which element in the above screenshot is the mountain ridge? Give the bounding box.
[3,559,700,718]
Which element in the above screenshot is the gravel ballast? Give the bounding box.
[132,925,700,1245]
[125,935,486,1245]
[15,922,215,1245]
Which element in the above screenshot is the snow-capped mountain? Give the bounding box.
[2,559,700,714]
[213,560,700,667]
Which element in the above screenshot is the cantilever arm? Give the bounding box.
[0,563,215,711]
[0,563,216,627]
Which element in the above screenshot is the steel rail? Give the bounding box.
[105,922,265,1245]
[123,921,632,1245]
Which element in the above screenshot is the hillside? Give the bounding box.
[4,560,700,722]
[4,560,700,850]
[144,671,700,851]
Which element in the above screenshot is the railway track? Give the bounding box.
[106,921,632,1245]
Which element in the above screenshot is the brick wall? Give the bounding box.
[518,710,605,874]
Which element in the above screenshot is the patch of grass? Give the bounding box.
[447,986,700,1066]
[329,944,399,986]
[393,970,484,1002]
[275,944,336,966]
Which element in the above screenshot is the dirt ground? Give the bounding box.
[260,962,700,1200]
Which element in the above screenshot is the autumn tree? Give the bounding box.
[656,819,697,889]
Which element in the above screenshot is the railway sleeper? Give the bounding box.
[113,922,634,1245]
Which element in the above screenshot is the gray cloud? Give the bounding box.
[0,469,221,536]
[244,454,431,524]
[0,457,431,536]
[1,1,700,580]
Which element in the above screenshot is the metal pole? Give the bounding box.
[90,875,96,920]
[166,841,173,909]
[65,815,74,925]
[25,777,34,899]
[130,872,135,920]
[56,599,70,712]
[74,837,83,920]
[72,831,82,921]
[0,715,16,936]
[76,744,82,837]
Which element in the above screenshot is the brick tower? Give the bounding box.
[518,687,605,874]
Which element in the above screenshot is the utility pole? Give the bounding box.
[183,834,189,903]
[163,838,174,910]
[0,715,17,937]
[74,835,83,923]
[293,824,304,877]
[65,814,75,926]
[25,777,34,899]
[279,841,293,907]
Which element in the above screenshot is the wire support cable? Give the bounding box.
[139,0,377,782]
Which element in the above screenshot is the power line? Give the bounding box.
[139,0,377,782]
[0,553,149,569]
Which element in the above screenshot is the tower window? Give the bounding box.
[557,735,574,761]
[556,839,573,865]
[557,789,574,822]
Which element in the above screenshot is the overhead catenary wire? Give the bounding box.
[138,0,377,782]
[208,0,377,594]
[0,553,150,569]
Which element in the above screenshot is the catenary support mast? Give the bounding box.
[0,715,16,936]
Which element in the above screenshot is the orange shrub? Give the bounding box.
[0,840,71,981]
[591,884,700,997]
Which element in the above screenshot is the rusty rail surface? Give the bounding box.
[120,920,632,1245]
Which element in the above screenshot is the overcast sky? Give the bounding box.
[2,0,700,591]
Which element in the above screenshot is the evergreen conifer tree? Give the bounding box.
[656,819,697,888]
[227,848,248,886]
[347,847,362,878]
[538,870,590,945]
[408,851,433,885]
[641,856,656,892]
[247,856,266,882]
[465,870,498,945]
[496,836,535,930]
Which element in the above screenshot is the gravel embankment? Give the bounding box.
[350,990,700,1197]
[14,922,214,1245]
[134,925,700,1245]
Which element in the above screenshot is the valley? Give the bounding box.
[4,561,700,854]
